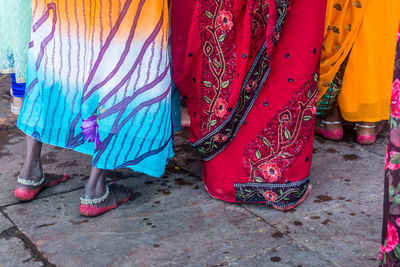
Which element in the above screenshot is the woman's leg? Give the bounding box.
[315,105,344,141]
[15,135,68,201]
[80,167,132,217]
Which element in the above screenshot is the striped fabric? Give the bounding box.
[17,0,175,177]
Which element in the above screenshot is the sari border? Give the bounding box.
[193,42,269,161]
[234,176,310,207]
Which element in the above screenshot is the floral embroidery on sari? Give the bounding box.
[243,69,319,184]
[194,0,290,160]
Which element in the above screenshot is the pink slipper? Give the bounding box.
[315,120,343,141]
[79,184,131,217]
[356,123,382,145]
[14,174,69,201]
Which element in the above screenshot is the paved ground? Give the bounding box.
[0,74,385,266]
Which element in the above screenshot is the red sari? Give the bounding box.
[172,0,326,208]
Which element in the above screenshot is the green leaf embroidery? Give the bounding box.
[218,35,226,42]
[203,95,211,104]
[202,80,213,88]
[262,137,271,148]
[205,11,213,19]
[284,128,291,140]
[303,116,312,121]
[210,120,217,126]
[213,59,221,68]
[256,150,262,159]
[255,177,264,183]
[221,80,230,88]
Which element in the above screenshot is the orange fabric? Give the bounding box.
[320,0,400,122]
[338,0,400,122]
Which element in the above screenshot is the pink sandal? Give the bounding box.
[14,174,69,201]
[355,123,382,145]
[79,184,131,217]
[315,120,343,141]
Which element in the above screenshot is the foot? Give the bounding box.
[79,183,132,217]
[181,107,191,127]
[315,106,343,141]
[356,122,382,145]
[14,173,69,201]
[10,88,24,115]
[273,185,312,211]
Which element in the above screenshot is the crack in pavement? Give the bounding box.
[0,209,56,267]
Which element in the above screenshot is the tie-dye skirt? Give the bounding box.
[17,0,175,177]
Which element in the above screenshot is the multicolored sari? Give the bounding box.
[17,0,175,177]
[380,23,400,267]
[172,0,326,208]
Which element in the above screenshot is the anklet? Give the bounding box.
[80,185,110,205]
[321,120,342,125]
[17,175,45,187]
[355,123,376,129]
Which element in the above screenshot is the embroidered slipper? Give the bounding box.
[14,173,69,201]
[355,123,382,145]
[315,120,343,141]
[272,184,312,211]
[79,184,132,217]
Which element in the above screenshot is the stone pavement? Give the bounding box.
[0,74,385,266]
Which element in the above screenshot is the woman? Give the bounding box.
[16,0,175,216]
[316,0,400,145]
[172,0,326,209]
[0,0,31,115]
[380,22,400,267]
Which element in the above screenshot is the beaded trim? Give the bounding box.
[17,175,45,187]
[80,185,110,205]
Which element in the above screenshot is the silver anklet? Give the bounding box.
[17,175,45,187]
[321,120,342,125]
[80,185,110,205]
[355,123,376,129]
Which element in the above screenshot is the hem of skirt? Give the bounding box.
[204,176,311,207]
[340,114,389,123]
[16,123,174,178]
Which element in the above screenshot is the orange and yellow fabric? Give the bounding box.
[318,0,400,122]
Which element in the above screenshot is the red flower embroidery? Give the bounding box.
[279,111,291,123]
[214,98,228,118]
[214,133,228,143]
[380,245,385,261]
[385,223,399,252]
[259,162,281,182]
[391,79,400,119]
[245,80,258,92]
[311,106,317,115]
[216,10,234,32]
[263,190,278,202]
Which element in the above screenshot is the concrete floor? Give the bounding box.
[0,74,384,266]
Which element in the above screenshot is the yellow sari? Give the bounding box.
[319,0,400,122]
